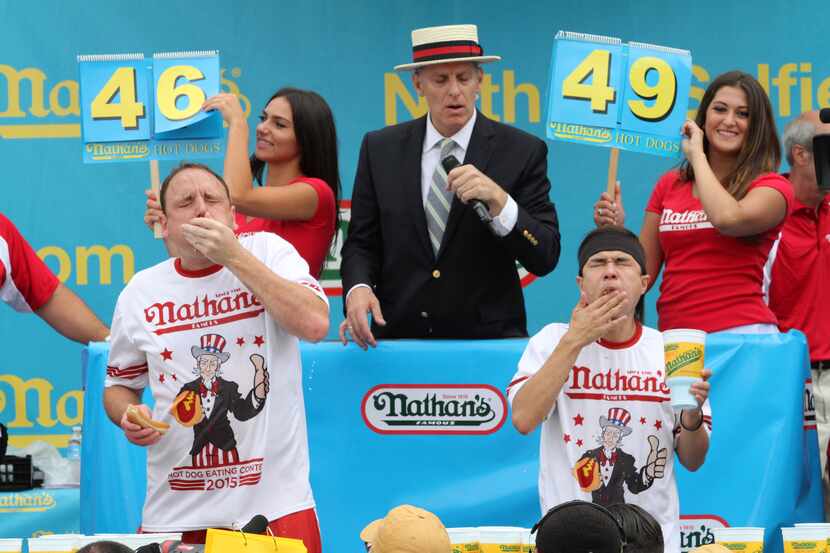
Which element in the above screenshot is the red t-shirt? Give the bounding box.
[645,170,793,332]
[234,177,336,278]
[768,190,830,361]
[0,213,59,312]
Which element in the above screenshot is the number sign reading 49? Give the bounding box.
[546,32,692,157]
[78,51,223,163]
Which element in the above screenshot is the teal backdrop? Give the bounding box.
[1,0,828,519]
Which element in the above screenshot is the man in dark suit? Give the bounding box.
[340,24,561,347]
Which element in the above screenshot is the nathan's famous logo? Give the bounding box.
[0,63,249,139]
[680,515,727,553]
[0,491,57,513]
[362,384,507,435]
[548,121,612,144]
[665,345,703,377]
[143,288,263,335]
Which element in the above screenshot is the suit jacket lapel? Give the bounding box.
[439,111,495,258]
[403,116,433,259]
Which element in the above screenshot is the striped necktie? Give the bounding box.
[425,138,457,254]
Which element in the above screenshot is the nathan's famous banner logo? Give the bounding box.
[362,384,507,435]
[680,515,727,553]
[0,491,57,513]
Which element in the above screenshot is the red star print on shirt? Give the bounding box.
[576,439,583,447]
[563,434,571,443]
[654,420,663,430]
[640,417,647,424]
[573,414,584,426]
[253,336,265,347]
[236,337,245,346]
[171,374,177,381]
[159,374,165,383]
[160,348,173,361]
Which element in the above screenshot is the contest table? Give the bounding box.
[80,334,821,553]
[0,487,80,538]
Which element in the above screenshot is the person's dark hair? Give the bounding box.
[606,503,664,553]
[159,162,230,214]
[681,70,781,200]
[250,87,342,238]
[577,226,647,323]
[533,500,626,553]
[77,541,135,553]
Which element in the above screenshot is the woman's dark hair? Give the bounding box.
[250,87,341,243]
[681,70,780,200]
[605,503,664,553]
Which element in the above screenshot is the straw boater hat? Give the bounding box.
[394,24,501,72]
[360,505,451,553]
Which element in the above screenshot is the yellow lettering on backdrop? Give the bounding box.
[480,74,500,121]
[688,64,710,121]
[0,375,57,428]
[37,244,135,285]
[384,69,540,125]
[772,63,797,117]
[48,80,80,116]
[56,391,83,426]
[384,73,427,125]
[75,245,135,285]
[37,246,71,283]
[503,70,540,123]
[0,64,49,117]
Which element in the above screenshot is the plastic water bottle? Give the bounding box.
[67,426,82,484]
[67,426,82,461]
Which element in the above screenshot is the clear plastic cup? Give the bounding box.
[782,526,830,553]
[478,527,524,553]
[663,328,706,412]
[0,539,23,553]
[447,528,481,553]
[712,527,764,553]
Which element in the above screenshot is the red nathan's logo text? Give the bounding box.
[660,209,708,225]
[566,366,670,402]
[144,290,263,335]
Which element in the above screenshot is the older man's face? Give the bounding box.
[413,62,482,137]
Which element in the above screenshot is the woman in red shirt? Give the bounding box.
[595,71,792,332]
[147,88,339,278]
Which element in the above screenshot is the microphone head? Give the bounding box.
[441,155,461,174]
[241,514,270,534]
[820,108,830,124]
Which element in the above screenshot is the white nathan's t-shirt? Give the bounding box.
[105,232,328,531]
[507,323,712,553]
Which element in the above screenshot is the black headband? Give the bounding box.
[578,229,646,275]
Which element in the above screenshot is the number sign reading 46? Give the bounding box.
[546,32,692,157]
[78,51,222,155]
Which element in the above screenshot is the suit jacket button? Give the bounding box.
[420,311,429,318]
[432,269,441,279]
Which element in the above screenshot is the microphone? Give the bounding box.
[241,514,270,534]
[814,112,830,191]
[441,155,495,231]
